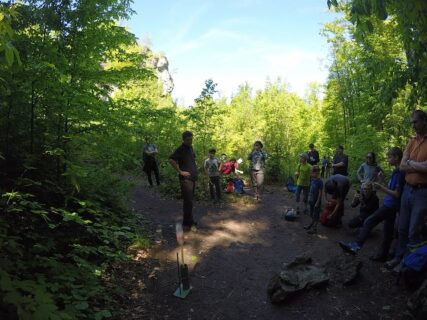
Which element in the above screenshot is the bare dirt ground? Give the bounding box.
[113,180,410,320]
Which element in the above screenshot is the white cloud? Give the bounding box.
[170,42,328,106]
[157,9,330,106]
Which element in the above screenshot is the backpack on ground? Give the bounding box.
[283,207,297,221]
[285,176,297,193]
[233,178,244,194]
[399,244,427,291]
[225,180,234,193]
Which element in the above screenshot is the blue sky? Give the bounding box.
[126,0,338,105]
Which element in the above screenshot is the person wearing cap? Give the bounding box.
[307,143,320,166]
[295,153,312,214]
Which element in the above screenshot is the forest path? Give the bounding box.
[115,180,407,320]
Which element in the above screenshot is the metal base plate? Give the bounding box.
[173,284,192,299]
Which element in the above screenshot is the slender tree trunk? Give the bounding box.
[56,116,62,184]
[30,81,36,153]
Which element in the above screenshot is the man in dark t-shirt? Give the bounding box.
[307,143,320,166]
[169,131,198,231]
[332,145,349,176]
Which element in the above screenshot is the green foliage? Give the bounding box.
[0,1,160,319]
[329,0,427,105]
[0,4,21,67]
[174,79,324,183]
[0,188,135,319]
[320,5,420,177]
[1,1,426,318]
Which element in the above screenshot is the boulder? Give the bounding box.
[267,256,329,303]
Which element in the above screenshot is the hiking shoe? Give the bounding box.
[307,228,317,235]
[384,258,400,269]
[303,224,312,230]
[339,241,360,254]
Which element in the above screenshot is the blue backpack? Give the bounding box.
[286,176,297,193]
[399,244,427,290]
[233,178,244,194]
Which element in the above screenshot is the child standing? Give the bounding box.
[204,148,221,204]
[295,153,312,214]
[304,166,323,234]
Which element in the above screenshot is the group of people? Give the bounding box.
[144,110,427,270]
[293,145,351,234]
[167,133,268,231]
[292,110,427,272]
[338,110,427,271]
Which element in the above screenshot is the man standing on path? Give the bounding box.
[169,131,198,232]
[307,143,320,166]
[142,136,160,187]
[389,110,427,268]
[331,145,349,176]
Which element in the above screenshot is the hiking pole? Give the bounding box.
[173,223,192,298]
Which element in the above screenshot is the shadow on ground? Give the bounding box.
[113,180,408,320]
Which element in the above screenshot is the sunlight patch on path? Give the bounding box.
[152,206,271,271]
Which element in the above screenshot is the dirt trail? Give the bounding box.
[117,182,407,320]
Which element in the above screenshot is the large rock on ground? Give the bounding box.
[267,256,329,303]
